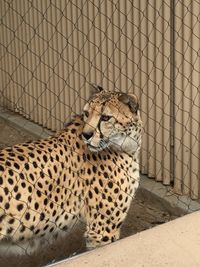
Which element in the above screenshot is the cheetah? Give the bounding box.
[0,85,143,254]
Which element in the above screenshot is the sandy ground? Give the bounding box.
[0,118,179,267]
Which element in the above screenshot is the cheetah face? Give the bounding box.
[81,85,143,153]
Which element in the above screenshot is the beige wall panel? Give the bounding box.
[174,0,184,195]
[189,0,200,199]
[162,1,171,185]
[111,2,121,90]
[155,0,165,182]
[125,1,136,92]
[181,2,192,196]
[173,0,200,198]
[138,1,148,174]
[147,1,156,178]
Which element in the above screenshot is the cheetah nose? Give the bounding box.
[82,131,94,140]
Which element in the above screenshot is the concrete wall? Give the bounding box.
[52,212,200,267]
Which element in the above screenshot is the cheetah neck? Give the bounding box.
[110,133,141,158]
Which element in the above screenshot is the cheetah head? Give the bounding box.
[81,85,143,154]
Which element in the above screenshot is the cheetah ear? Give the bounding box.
[89,84,104,95]
[118,93,139,113]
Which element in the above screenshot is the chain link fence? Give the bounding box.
[0,0,200,266]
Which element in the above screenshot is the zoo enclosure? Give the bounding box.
[0,0,200,200]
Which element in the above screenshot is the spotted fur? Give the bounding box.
[0,88,143,254]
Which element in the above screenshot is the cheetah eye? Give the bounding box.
[83,110,89,118]
[101,115,112,121]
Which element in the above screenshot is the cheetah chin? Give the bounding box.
[87,140,109,152]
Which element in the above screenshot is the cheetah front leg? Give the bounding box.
[83,190,132,249]
[84,212,121,249]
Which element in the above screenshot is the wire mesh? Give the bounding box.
[0,0,200,266]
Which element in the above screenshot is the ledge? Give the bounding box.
[0,109,53,139]
[50,211,200,267]
[139,175,200,215]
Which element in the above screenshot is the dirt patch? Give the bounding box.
[0,118,179,267]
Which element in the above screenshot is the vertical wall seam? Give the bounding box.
[170,0,175,184]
